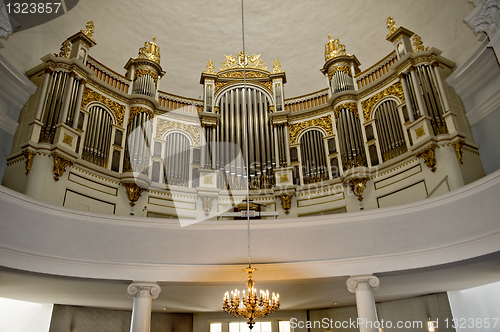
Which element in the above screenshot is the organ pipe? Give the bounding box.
[337,108,366,170]
[375,100,408,162]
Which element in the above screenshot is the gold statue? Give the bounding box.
[386,17,397,37]
[272,59,283,73]
[81,21,95,42]
[412,34,429,52]
[204,60,216,74]
[325,34,346,61]
[56,39,71,58]
[219,51,267,71]
[138,36,161,64]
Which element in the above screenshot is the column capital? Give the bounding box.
[127,282,161,300]
[346,275,380,293]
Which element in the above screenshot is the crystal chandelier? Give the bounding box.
[223,267,280,329]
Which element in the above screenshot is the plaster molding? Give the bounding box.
[0,0,13,38]
[127,282,161,299]
[465,0,500,38]
[0,53,37,109]
[0,109,18,135]
[346,275,380,293]
[445,40,500,101]
[466,82,500,125]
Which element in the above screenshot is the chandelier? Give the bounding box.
[223,267,280,329]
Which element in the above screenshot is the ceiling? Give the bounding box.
[1,0,480,99]
[1,251,499,313]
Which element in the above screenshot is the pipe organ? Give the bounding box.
[4,19,485,218]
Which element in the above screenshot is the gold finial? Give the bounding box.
[386,17,397,37]
[325,35,346,61]
[137,37,161,65]
[204,59,216,74]
[272,59,283,73]
[55,39,71,58]
[81,21,95,42]
[412,34,429,52]
[219,52,267,71]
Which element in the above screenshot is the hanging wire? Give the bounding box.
[240,0,251,268]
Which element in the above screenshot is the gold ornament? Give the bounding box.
[361,82,405,122]
[81,21,95,42]
[218,71,268,79]
[204,60,216,74]
[137,37,161,65]
[219,51,267,71]
[272,59,283,73]
[386,17,398,37]
[415,145,437,172]
[453,140,465,164]
[134,69,158,84]
[199,195,216,215]
[56,40,71,58]
[129,106,154,122]
[289,115,333,144]
[412,34,429,53]
[122,183,147,207]
[156,119,200,145]
[347,178,369,201]
[52,153,73,181]
[325,35,347,61]
[62,134,73,147]
[22,150,36,175]
[81,87,125,127]
[277,194,293,214]
[334,103,359,119]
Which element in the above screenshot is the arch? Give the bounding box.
[369,95,403,122]
[297,126,328,144]
[214,82,273,106]
[85,101,118,126]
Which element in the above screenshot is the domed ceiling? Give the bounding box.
[1,0,479,99]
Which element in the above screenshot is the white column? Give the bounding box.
[127,282,161,332]
[399,74,415,122]
[347,275,380,332]
[409,67,428,116]
[432,62,451,113]
[60,73,75,124]
[35,69,52,120]
[284,123,291,166]
[72,79,86,129]
[273,124,280,168]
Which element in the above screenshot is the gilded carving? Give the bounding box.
[81,87,125,127]
[214,80,273,96]
[218,71,268,79]
[204,60,216,74]
[134,69,158,84]
[325,35,347,61]
[334,103,359,119]
[279,174,289,183]
[219,51,267,71]
[386,17,398,37]
[156,118,200,144]
[361,82,405,122]
[289,115,333,144]
[203,176,213,184]
[22,150,36,175]
[415,126,425,138]
[412,34,429,53]
[199,195,216,216]
[129,106,154,121]
[277,194,293,214]
[328,66,351,81]
[52,153,73,181]
[137,37,161,65]
[122,182,147,207]
[55,40,71,58]
[63,134,73,147]
[347,178,369,201]
[81,21,95,42]
[415,144,437,172]
[453,140,465,164]
[272,59,283,74]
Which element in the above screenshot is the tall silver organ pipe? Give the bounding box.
[414,65,447,134]
[375,100,407,162]
[331,71,354,94]
[82,105,113,168]
[337,108,367,170]
[123,112,152,173]
[216,87,275,190]
[163,133,190,187]
[39,71,68,143]
[132,73,156,98]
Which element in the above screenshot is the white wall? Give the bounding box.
[0,297,53,332]
[447,281,500,332]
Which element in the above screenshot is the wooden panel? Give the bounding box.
[374,164,422,190]
[377,180,428,209]
[148,196,196,210]
[68,172,118,195]
[63,190,116,214]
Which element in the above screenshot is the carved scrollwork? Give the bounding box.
[347,275,380,293]
[127,283,161,299]
[454,140,465,164]
[122,182,147,207]
[289,115,333,144]
[334,103,358,119]
[155,118,200,144]
[347,178,369,201]
[415,144,437,172]
[22,150,36,175]
[277,194,293,214]
[199,195,216,216]
[81,88,125,127]
[361,82,405,122]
